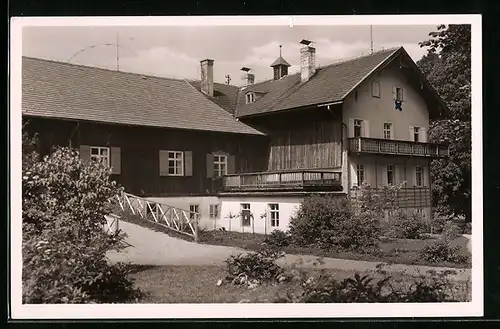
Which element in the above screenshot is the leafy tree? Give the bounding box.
[417,24,471,222]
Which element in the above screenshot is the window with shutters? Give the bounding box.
[356,164,365,187]
[167,151,184,176]
[189,204,199,220]
[372,81,380,98]
[209,204,219,219]
[415,165,423,187]
[353,119,363,138]
[383,123,393,139]
[413,126,421,142]
[395,86,403,101]
[386,164,395,186]
[213,155,227,177]
[90,146,110,167]
[241,203,251,227]
[269,204,279,227]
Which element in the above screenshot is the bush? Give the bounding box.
[385,210,430,239]
[288,196,380,252]
[275,272,460,303]
[442,220,462,240]
[264,229,290,249]
[22,146,141,303]
[419,239,469,264]
[225,247,284,285]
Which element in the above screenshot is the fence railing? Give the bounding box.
[348,137,449,158]
[222,170,342,192]
[114,192,199,242]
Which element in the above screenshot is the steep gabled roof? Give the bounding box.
[22,57,263,135]
[235,47,401,117]
[188,80,239,114]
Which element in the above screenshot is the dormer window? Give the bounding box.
[245,92,255,104]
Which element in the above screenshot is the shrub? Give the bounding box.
[22,146,141,303]
[442,220,462,240]
[225,247,284,285]
[419,239,469,264]
[288,196,380,252]
[264,229,290,249]
[385,210,430,239]
[275,272,461,303]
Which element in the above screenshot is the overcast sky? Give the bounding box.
[22,25,437,86]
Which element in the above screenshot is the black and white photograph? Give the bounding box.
[10,15,482,319]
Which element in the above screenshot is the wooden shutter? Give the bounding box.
[390,124,395,140]
[159,150,169,176]
[421,127,427,142]
[348,118,354,138]
[392,86,397,100]
[409,126,414,141]
[110,147,121,175]
[184,151,193,176]
[396,165,406,186]
[227,155,236,174]
[401,88,404,101]
[423,165,429,187]
[362,120,370,138]
[80,145,90,163]
[206,154,214,178]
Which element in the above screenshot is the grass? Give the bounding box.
[116,209,471,269]
[129,264,471,303]
[198,230,471,269]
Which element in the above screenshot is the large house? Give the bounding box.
[22,39,449,233]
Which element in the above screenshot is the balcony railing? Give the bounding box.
[221,170,343,192]
[348,137,449,158]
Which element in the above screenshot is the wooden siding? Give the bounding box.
[24,117,268,197]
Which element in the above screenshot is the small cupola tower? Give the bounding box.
[270,45,291,80]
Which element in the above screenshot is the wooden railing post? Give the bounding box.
[194,217,199,242]
[301,171,305,186]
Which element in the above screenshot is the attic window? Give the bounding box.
[245,92,255,104]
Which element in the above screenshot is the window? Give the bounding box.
[213,155,228,177]
[356,164,365,187]
[209,204,219,219]
[395,87,403,101]
[372,81,380,98]
[386,164,395,186]
[414,208,425,217]
[413,126,421,142]
[353,119,363,138]
[90,146,110,167]
[241,203,251,227]
[245,92,255,104]
[168,151,184,176]
[189,204,199,221]
[383,123,393,139]
[269,204,280,227]
[415,165,423,187]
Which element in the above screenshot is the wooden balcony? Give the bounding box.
[348,137,449,158]
[221,170,343,192]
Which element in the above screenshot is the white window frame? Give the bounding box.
[241,203,251,227]
[353,119,363,138]
[189,204,200,221]
[356,164,365,187]
[209,204,219,219]
[167,151,184,176]
[395,86,404,101]
[415,165,423,187]
[269,204,280,227]
[414,208,425,217]
[90,146,110,167]
[413,126,421,142]
[372,81,380,98]
[245,92,255,104]
[386,164,395,186]
[383,122,393,140]
[213,154,228,178]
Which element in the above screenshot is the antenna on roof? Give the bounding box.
[370,25,374,54]
[225,74,231,85]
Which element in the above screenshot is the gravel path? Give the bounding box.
[107,221,471,281]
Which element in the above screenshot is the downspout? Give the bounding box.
[68,122,80,149]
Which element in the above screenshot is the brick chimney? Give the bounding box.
[200,59,214,97]
[300,39,316,83]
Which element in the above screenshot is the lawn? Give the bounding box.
[198,230,471,269]
[117,211,471,269]
[129,265,471,303]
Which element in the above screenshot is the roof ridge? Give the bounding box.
[22,56,191,84]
